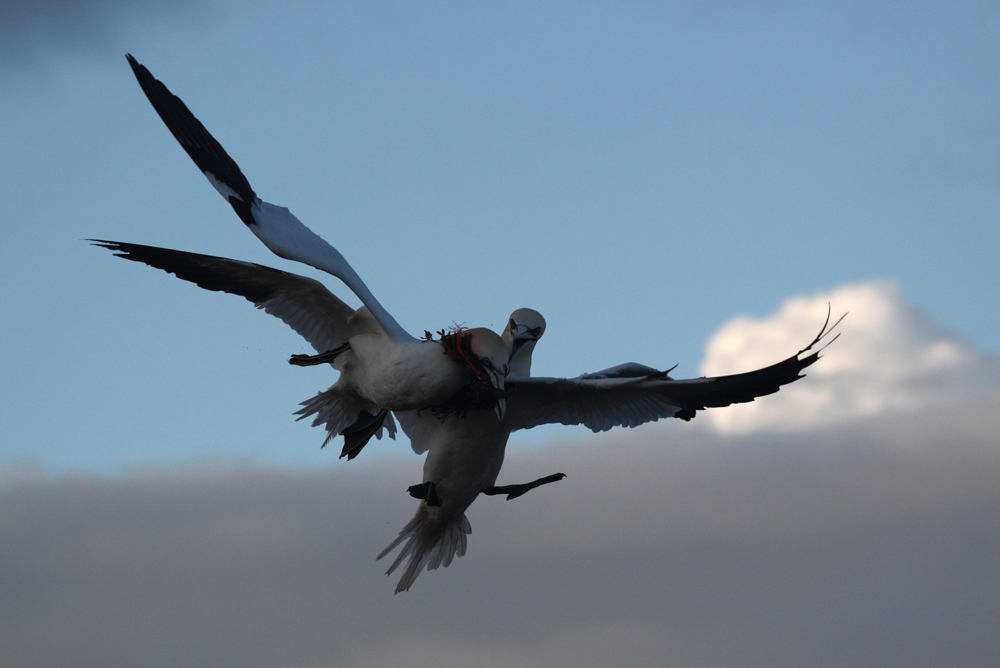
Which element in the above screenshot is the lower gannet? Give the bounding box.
[109,56,511,454]
[381,309,551,593]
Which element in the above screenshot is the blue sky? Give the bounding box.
[2,4,1000,664]
[1,1,998,474]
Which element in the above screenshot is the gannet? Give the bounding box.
[92,241,509,459]
[112,56,511,455]
[504,307,546,378]
[379,308,841,592]
[381,309,550,592]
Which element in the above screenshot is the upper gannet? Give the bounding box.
[379,308,841,592]
[92,241,509,459]
[112,56,511,454]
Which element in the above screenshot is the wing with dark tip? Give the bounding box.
[92,240,360,354]
[126,55,417,343]
[504,314,841,433]
[126,53,258,227]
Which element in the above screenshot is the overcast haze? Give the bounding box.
[1,1,998,665]
[4,402,999,667]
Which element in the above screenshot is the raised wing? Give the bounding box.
[126,54,258,227]
[505,313,842,433]
[126,54,415,343]
[92,240,360,354]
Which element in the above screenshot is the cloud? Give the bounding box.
[699,280,1000,435]
[2,397,999,668]
[0,0,199,64]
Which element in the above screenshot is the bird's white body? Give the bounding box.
[419,411,508,498]
[245,200,484,415]
[380,407,513,592]
[336,334,468,411]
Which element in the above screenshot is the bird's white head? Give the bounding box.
[463,327,510,420]
[502,308,546,378]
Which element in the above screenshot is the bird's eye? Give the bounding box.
[508,319,517,334]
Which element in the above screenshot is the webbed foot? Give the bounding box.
[289,341,351,367]
[484,472,567,500]
[339,408,387,460]
[407,481,442,507]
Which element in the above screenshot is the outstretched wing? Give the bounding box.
[504,313,842,433]
[126,54,415,342]
[92,240,360,354]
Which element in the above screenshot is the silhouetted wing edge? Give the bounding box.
[92,240,356,353]
[127,54,258,227]
[505,310,842,433]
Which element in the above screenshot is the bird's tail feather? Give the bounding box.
[377,507,471,593]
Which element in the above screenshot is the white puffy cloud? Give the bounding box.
[699,280,1000,435]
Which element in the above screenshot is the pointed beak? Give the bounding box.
[487,368,506,421]
[508,325,532,359]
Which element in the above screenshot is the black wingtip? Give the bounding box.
[797,303,847,358]
[125,53,154,92]
[124,51,259,225]
[125,54,153,94]
[89,239,126,256]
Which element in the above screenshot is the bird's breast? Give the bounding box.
[420,410,509,512]
[349,336,465,410]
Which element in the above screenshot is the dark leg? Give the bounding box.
[339,408,387,460]
[407,481,442,507]
[289,341,351,367]
[484,473,567,500]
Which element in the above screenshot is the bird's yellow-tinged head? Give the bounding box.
[463,327,510,420]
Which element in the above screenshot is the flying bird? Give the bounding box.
[109,55,512,457]
[93,240,510,457]
[380,307,840,592]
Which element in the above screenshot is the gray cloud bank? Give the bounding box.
[0,0,197,63]
[3,398,999,668]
